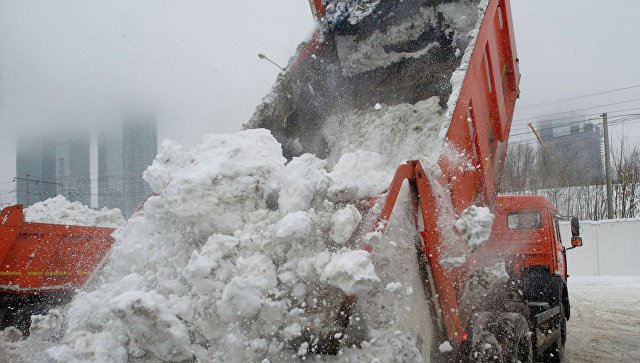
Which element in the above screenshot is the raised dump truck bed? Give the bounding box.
[0,204,115,331]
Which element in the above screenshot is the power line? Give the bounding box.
[513,98,640,123]
[516,84,640,110]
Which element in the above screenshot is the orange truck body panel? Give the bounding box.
[363,0,522,346]
[484,195,568,279]
[0,204,115,294]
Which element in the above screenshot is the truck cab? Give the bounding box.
[489,195,571,281]
[474,194,584,361]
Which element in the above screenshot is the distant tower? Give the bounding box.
[98,115,157,217]
[122,115,157,217]
[16,136,57,206]
[55,131,91,205]
[98,126,124,211]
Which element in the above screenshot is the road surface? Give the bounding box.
[565,276,640,362]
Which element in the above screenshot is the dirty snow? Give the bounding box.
[455,205,494,251]
[334,2,483,77]
[322,97,446,166]
[24,195,125,228]
[465,261,509,296]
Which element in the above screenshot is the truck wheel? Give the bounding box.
[544,303,566,362]
[470,312,532,363]
[499,313,533,363]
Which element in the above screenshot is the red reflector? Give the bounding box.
[462,332,469,341]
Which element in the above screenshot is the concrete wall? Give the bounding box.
[559,219,640,276]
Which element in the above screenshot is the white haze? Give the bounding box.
[0,0,314,194]
[2,0,640,204]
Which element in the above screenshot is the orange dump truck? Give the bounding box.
[0,204,115,332]
[250,0,584,361]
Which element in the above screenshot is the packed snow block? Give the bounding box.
[328,151,394,201]
[329,204,362,244]
[25,195,125,227]
[278,154,330,213]
[143,129,286,236]
[321,249,380,294]
[455,205,494,251]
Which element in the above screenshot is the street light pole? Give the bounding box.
[258,53,285,71]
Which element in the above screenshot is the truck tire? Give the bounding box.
[543,303,566,362]
[469,312,532,363]
[499,313,533,363]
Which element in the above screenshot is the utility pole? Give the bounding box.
[25,174,30,206]
[602,113,615,219]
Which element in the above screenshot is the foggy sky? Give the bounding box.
[2,0,640,205]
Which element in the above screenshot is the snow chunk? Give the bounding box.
[46,331,127,363]
[278,154,330,213]
[329,205,362,244]
[439,340,454,353]
[321,250,380,294]
[143,129,286,236]
[455,205,494,251]
[328,151,394,201]
[440,256,467,270]
[29,310,63,341]
[217,254,278,321]
[25,195,125,227]
[385,282,402,293]
[335,7,441,76]
[277,211,312,239]
[466,262,509,296]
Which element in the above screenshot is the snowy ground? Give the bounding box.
[566,276,640,362]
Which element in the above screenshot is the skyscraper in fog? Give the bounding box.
[16,136,56,206]
[16,131,91,206]
[122,116,157,217]
[98,126,124,210]
[56,131,91,206]
[98,115,157,217]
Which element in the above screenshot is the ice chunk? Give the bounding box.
[328,151,394,201]
[329,204,362,244]
[278,154,330,213]
[321,250,380,294]
[455,205,494,251]
[439,341,454,353]
[143,129,286,236]
[277,211,312,239]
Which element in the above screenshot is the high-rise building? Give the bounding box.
[542,122,604,186]
[55,131,91,206]
[97,126,124,210]
[122,116,157,217]
[97,116,157,217]
[16,131,91,206]
[16,136,57,206]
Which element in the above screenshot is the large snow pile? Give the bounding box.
[24,196,125,228]
[0,129,438,362]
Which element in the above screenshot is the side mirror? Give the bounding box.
[570,217,580,237]
[570,236,583,248]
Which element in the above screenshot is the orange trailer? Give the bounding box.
[0,204,115,332]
